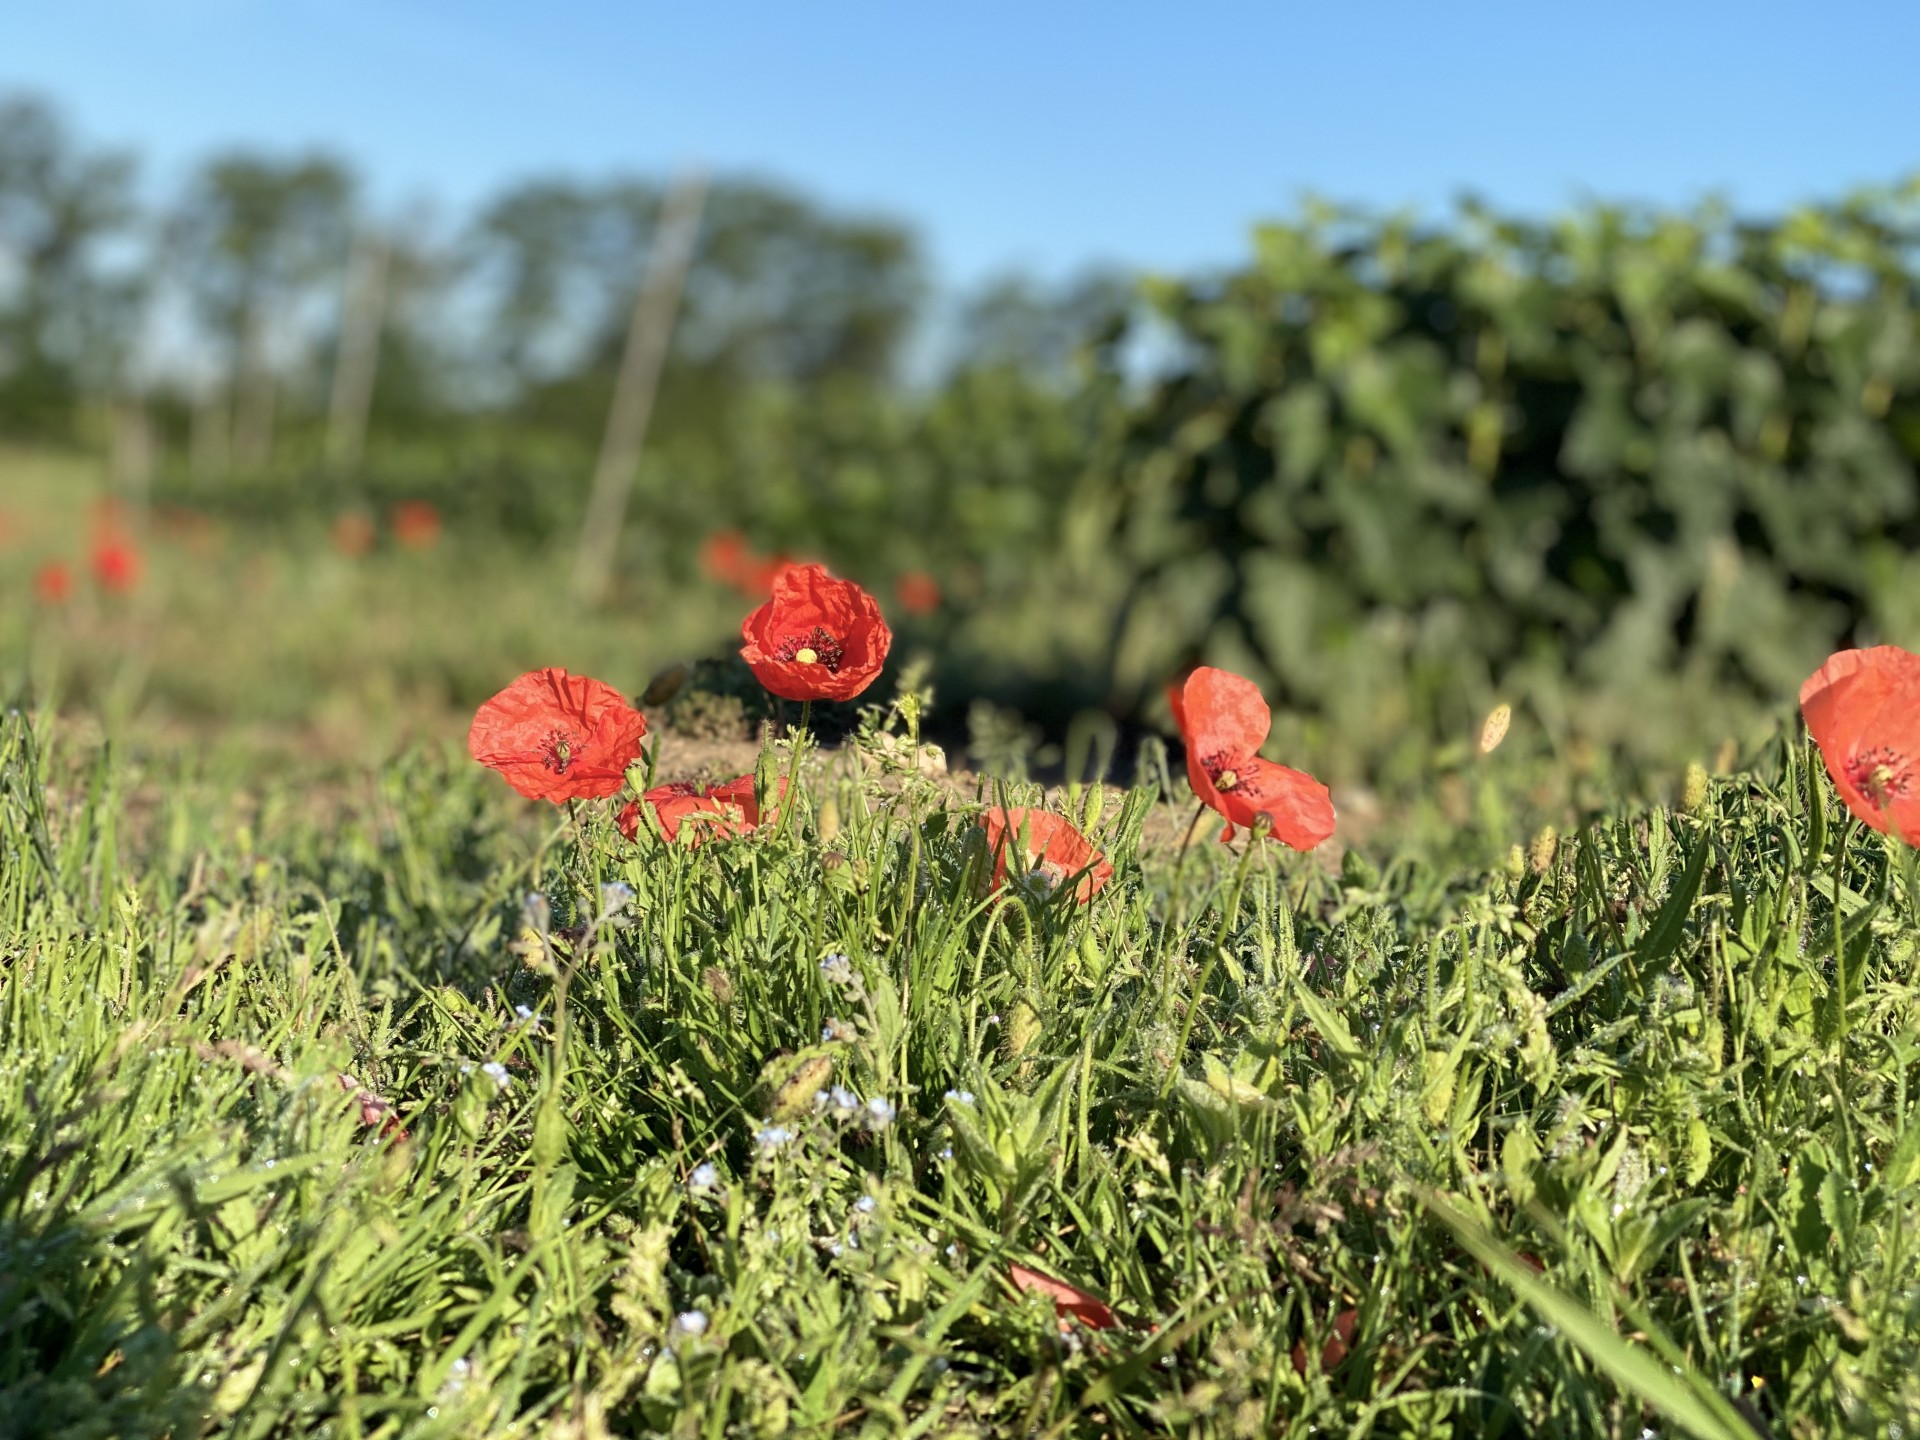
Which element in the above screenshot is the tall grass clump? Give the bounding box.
[4,697,1920,1436]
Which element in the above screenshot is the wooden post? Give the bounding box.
[231,306,276,474]
[572,170,708,605]
[327,231,390,475]
[190,383,230,484]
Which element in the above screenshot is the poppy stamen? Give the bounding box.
[776,627,844,673]
[541,730,577,775]
[1848,746,1914,808]
[1202,750,1261,798]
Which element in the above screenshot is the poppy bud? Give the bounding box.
[1479,703,1512,755]
[1682,761,1709,813]
[1528,825,1559,874]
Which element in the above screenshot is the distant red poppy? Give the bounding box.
[617,774,782,845]
[90,533,142,594]
[1800,645,1920,845]
[700,529,790,596]
[981,807,1112,903]
[740,562,891,702]
[1290,1309,1358,1376]
[33,560,73,605]
[468,668,649,803]
[331,512,376,557]
[895,569,942,616]
[392,500,441,551]
[1168,666,1335,848]
[1007,1263,1118,1331]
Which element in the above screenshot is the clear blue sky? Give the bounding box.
[7,0,1917,291]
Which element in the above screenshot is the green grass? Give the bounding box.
[4,688,1919,1439]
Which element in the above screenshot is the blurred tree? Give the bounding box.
[949,269,1133,380]
[465,175,922,433]
[168,152,355,470]
[0,94,143,438]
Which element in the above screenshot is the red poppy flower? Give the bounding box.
[740,562,891,702]
[90,533,142,594]
[1168,666,1335,848]
[701,530,793,596]
[1007,1263,1118,1331]
[981,807,1113,903]
[392,500,442,551]
[617,774,782,845]
[331,512,375,557]
[468,668,649,803]
[700,529,751,587]
[895,569,942,616]
[33,560,72,605]
[1800,645,1920,845]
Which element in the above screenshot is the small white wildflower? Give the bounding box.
[943,1089,976,1105]
[674,1310,708,1336]
[689,1162,719,1190]
[819,1085,859,1117]
[480,1061,511,1091]
[938,1145,954,1161]
[854,1194,877,1214]
[513,1004,543,1031]
[825,1240,845,1257]
[985,1013,1001,1026]
[600,881,634,912]
[755,1125,794,1150]
[819,952,853,983]
[866,1096,896,1126]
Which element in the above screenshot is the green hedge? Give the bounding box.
[1084,186,1920,774]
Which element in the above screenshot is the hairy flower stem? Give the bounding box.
[1162,835,1263,1096]
[776,700,811,839]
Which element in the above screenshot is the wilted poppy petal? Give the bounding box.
[618,774,781,845]
[981,808,1113,903]
[1007,1262,1118,1331]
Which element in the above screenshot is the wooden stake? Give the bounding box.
[573,170,707,605]
[327,231,390,476]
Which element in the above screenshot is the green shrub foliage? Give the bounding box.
[1090,188,1920,769]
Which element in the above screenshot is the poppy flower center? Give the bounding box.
[540,729,578,775]
[1847,746,1914,808]
[776,627,844,673]
[1202,750,1261,797]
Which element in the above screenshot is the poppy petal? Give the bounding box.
[1181,667,1272,758]
[1217,758,1338,851]
[1007,1262,1118,1331]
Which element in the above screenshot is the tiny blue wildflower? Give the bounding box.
[674,1310,708,1336]
[480,1061,510,1091]
[866,1096,897,1126]
[689,1162,719,1190]
[943,1089,976,1105]
[754,1125,794,1150]
[854,1194,877,1214]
